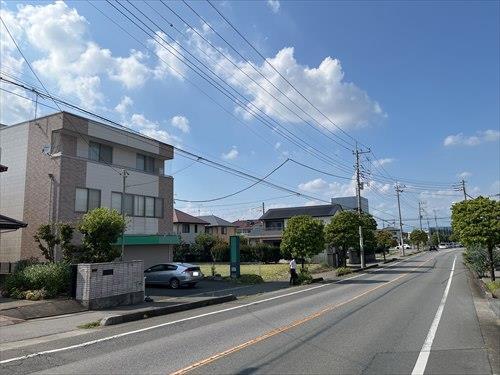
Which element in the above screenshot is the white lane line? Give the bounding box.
[411,255,457,375]
[0,251,430,365]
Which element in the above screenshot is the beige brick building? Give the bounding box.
[0,112,179,270]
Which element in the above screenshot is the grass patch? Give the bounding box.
[335,267,353,277]
[77,320,101,329]
[199,263,325,282]
[485,280,500,294]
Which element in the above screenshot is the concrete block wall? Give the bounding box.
[76,260,144,309]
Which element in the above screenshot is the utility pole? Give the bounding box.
[418,201,423,231]
[120,169,129,261]
[262,202,265,215]
[395,183,405,256]
[354,144,370,268]
[461,179,467,201]
[433,210,441,245]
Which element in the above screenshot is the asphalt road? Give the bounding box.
[0,249,494,374]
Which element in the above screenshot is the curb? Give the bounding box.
[464,264,499,318]
[382,258,398,264]
[100,295,236,326]
[350,264,379,273]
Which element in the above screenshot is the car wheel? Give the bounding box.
[169,278,180,289]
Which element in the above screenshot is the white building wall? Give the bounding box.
[0,124,29,262]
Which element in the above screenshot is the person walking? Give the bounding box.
[289,257,298,286]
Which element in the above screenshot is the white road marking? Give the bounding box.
[411,255,457,375]
[0,251,432,365]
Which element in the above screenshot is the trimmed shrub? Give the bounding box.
[5,262,71,299]
[14,257,39,273]
[335,267,353,277]
[297,268,313,285]
[237,274,264,284]
[463,245,500,277]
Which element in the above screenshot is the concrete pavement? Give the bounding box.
[0,249,496,374]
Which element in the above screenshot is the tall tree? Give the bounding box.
[324,211,377,266]
[409,229,428,250]
[280,215,324,269]
[452,197,500,281]
[375,230,393,261]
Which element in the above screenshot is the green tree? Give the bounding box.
[280,215,324,269]
[33,224,59,262]
[77,208,126,263]
[430,232,440,246]
[409,229,428,250]
[375,230,393,261]
[34,223,76,262]
[452,197,500,281]
[194,233,219,275]
[210,239,229,266]
[324,211,377,266]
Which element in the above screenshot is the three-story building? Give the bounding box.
[0,112,179,270]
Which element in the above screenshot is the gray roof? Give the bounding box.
[197,215,237,227]
[260,204,343,220]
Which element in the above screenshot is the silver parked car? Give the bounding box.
[144,263,204,289]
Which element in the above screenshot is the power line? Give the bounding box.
[174,158,290,203]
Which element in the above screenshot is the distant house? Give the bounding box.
[197,215,237,241]
[248,204,343,247]
[379,226,408,243]
[331,196,369,213]
[232,219,263,236]
[173,209,209,244]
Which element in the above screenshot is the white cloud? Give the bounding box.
[129,113,180,145]
[115,96,133,115]
[186,25,385,130]
[0,2,184,112]
[444,130,500,147]
[224,47,384,129]
[222,146,239,160]
[298,178,329,192]
[274,142,281,150]
[373,158,394,167]
[457,171,471,179]
[267,0,280,13]
[171,115,190,133]
[149,32,186,80]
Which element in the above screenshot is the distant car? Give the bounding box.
[144,263,203,289]
[429,245,437,251]
[438,244,447,249]
[396,244,411,250]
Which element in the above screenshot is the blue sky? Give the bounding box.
[1,0,499,228]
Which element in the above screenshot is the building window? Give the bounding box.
[134,195,145,217]
[113,192,162,218]
[182,224,190,233]
[88,141,112,164]
[111,192,122,213]
[136,154,155,173]
[194,224,198,233]
[75,188,101,212]
[221,227,227,235]
[145,197,155,217]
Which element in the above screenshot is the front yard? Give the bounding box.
[199,263,329,281]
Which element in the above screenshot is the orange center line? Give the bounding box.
[170,254,437,375]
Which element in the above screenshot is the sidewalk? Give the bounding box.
[0,294,234,349]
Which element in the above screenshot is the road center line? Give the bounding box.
[0,251,431,365]
[169,253,442,375]
[411,255,457,375]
